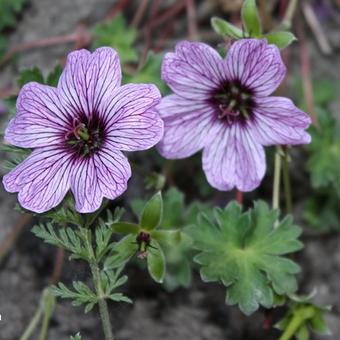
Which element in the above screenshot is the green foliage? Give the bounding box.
[140,192,163,230]
[211,17,243,39]
[276,292,331,339]
[307,109,340,196]
[241,0,262,37]
[18,64,63,88]
[265,31,297,49]
[124,53,169,95]
[303,191,340,232]
[0,141,31,171]
[147,240,166,283]
[187,201,303,315]
[42,196,83,226]
[131,188,211,291]
[108,190,192,284]
[51,281,97,313]
[211,0,296,49]
[51,267,131,313]
[32,223,89,260]
[18,67,44,87]
[0,0,27,31]
[70,333,82,340]
[92,14,137,64]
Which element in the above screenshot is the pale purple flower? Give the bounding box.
[157,39,311,191]
[3,47,163,213]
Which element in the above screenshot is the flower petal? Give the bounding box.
[5,83,70,148]
[226,39,286,97]
[101,84,163,151]
[157,95,218,158]
[251,97,312,145]
[70,147,131,213]
[162,41,227,99]
[58,47,121,117]
[202,123,266,191]
[3,146,73,213]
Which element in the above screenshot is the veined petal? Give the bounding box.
[2,146,73,213]
[251,97,312,145]
[101,84,163,151]
[226,39,286,97]
[162,41,228,99]
[5,83,70,148]
[202,123,266,191]
[157,95,218,158]
[58,47,121,117]
[70,147,131,213]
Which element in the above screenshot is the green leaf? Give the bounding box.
[0,0,28,31]
[147,240,166,283]
[92,13,137,64]
[241,0,262,37]
[140,192,163,230]
[111,222,140,234]
[310,310,332,335]
[307,109,340,197]
[46,64,63,86]
[151,229,181,247]
[104,234,137,270]
[70,333,82,340]
[124,53,169,94]
[265,31,297,49]
[31,223,88,260]
[188,201,303,315]
[18,67,44,87]
[296,324,309,340]
[211,17,243,39]
[131,187,211,291]
[50,281,97,313]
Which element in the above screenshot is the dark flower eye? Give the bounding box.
[157,39,311,192]
[3,47,164,214]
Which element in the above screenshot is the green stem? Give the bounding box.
[282,148,293,214]
[272,146,282,212]
[82,227,114,340]
[279,307,315,340]
[20,300,43,340]
[39,289,55,340]
[282,0,298,30]
[279,312,303,340]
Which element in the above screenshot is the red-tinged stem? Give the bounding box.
[296,19,318,127]
[148,1,186,29]
[131,0,149,28]
[104,0,130,21]
[185,0,198,40]
[236,190,244,205]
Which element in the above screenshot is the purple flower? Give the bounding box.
[157,39,311,191]
[3,47,163,213]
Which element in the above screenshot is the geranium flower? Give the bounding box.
[157,39,311,191]
[3,47,163,213]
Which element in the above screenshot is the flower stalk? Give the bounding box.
[272,146,282,212]
[81,227,114,340]
[282,147,293,214]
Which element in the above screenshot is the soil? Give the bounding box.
[1,1,340,340]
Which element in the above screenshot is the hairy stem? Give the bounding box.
[82,228,114,340]
[282,147,293,214]
[272,146,282,213]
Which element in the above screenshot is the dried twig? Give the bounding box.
[301,1,332,55]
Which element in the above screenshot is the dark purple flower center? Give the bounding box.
[65,114,105,157]
[210,80,255,125]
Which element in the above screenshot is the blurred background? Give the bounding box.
[0,0,340,339]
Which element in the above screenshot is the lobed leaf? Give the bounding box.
[188,200,303,315]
